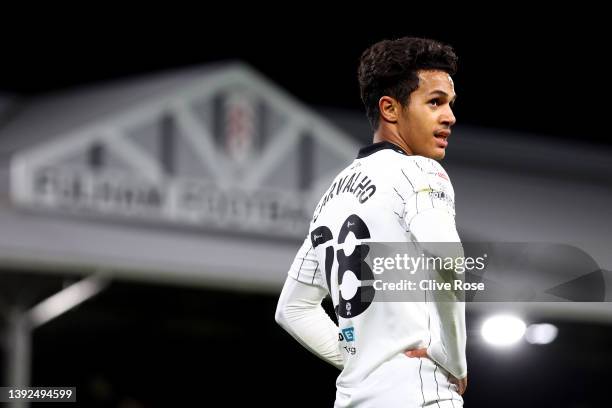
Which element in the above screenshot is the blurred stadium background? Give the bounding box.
[0,17,610,407]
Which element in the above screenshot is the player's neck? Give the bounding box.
[372,128,413,156]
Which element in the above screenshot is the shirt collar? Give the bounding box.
[356,141,409,159]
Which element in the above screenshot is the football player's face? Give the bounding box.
[398,70,457,160]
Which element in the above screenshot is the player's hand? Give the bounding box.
[448,375,467,396]
[404,348,467,395]
[404,348,428,358]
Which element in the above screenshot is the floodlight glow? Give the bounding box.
[28,275,109,328]
[481,315,526,346]
[525,323,558,345]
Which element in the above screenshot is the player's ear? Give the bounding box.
[378,96,399,123]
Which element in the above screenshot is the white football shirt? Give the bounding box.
[287,141,465,389]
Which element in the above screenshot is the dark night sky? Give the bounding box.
[1,13,609,147]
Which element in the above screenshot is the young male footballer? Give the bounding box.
[276,37,467,407]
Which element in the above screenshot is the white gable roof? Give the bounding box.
[7,62,358,239]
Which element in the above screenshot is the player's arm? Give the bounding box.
[412,212,467,381]
[275,237,343,369]
[399,158,467,381]
[275,277,344,369]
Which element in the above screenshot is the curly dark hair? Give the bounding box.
[358,37,458,130]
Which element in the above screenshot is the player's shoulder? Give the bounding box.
[394,155,454,197]
[357,143,452,185]
[400,155,451,182]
